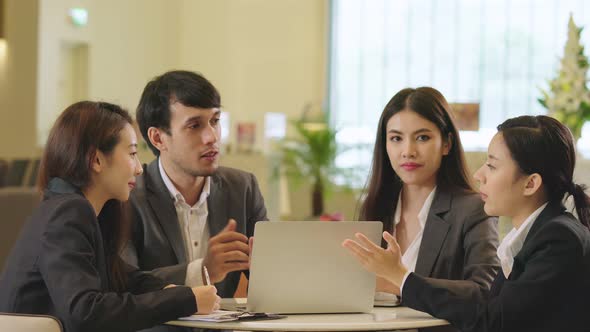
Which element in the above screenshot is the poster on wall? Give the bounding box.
[237,122,256,153]
[449,103,480,131]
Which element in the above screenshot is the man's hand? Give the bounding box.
[191,285,221,314]
[202,219,250,283]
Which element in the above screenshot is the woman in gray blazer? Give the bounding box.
[0,101,219,332]
[358,87,500,309]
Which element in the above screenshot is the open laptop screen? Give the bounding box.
[247,221,383,314]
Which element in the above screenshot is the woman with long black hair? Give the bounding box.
[358,87,499,306]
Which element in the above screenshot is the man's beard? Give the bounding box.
[183,163,218,178]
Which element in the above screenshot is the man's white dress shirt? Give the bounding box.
[159,159,210,286]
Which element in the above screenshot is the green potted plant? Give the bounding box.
[278,108,354,217]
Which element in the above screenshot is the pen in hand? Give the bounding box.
[203,266,211,286]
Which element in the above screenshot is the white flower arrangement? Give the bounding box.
[539,14,590,141]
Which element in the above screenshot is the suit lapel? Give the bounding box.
[145,160,187,263]
[414,190,452,276]
[207,173,229,237]
[492,203,565,298]
[511,202,565,270]
[489,272,505,297]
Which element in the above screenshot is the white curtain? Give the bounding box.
[330,0,590,169]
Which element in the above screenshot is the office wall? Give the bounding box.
[0,0,328,218]
[2,0,327,158]
[89,0,180,113]
[90,0,328,156]
[173,0,327,220]
[177,0,328,153]
[37,0,91,146]
[35,0,181,147]
[0,0,38,158]
[0,1,588,223]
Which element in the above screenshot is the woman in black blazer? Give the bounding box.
[0,101,220,332]
[346,115,590,332]
[358,87,499,303]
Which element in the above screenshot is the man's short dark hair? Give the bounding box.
[136,70,221,156]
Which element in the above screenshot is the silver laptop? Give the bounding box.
[245,221,383,314]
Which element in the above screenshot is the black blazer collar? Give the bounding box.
[46,177,83,196]
[509,201,565,279]
[520,201,566,249]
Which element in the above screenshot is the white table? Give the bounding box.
[167,299,449,331]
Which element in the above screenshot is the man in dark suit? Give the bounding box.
[122,70,268,300]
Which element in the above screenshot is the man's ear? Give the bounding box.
[522,173,543,197]
[442,133,452,156]
[147,127,167,153]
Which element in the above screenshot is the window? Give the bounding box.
[330,0,590,174]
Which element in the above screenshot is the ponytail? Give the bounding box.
[497,116,590,230]
[570,183,590,230]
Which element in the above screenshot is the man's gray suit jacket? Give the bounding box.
[122,159,268,298]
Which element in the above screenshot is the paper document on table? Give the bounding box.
[179,310,243,322]
[179,310,286,322]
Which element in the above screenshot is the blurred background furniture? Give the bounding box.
[0,160,8,187]
[0,158,40,188]
[4,159,29,187]
[0,313,63,332]
[26,159,40,187]
[0,187,41,269]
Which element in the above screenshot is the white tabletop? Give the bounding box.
[167,299,449,331]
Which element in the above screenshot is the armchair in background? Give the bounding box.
[0,313,63,332]
[0,187,41,270]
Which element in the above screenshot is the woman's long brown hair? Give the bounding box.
[38,101,133,291]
